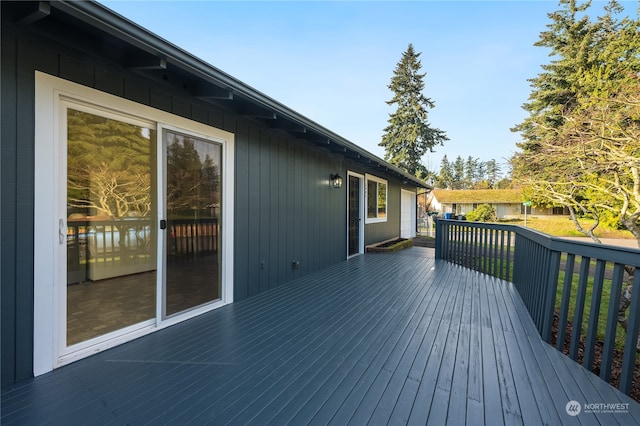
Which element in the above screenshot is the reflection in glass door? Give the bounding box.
[348,175,361,256]
[164,130,222,317]
[66,108,157,347]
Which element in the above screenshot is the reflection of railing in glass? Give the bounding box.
[168,218,218,258]
[67,218,153,284]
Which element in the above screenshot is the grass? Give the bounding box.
[500,216,635,240]
[555,264,627,350]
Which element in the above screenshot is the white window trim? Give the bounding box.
[34,71,235,375]
[365,174,388,224]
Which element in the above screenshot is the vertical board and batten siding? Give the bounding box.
[1,27,18,387]
[2,14,411,386]
[234,126,347,300]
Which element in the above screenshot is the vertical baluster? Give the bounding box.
[451,224,456,264]
[584,259,606,371]
[533,244,545,330]
[506,231,512,282]
[483,227,489,274]
[448,223,454,264]
[471,227,477,270]
[491,230,498,277]
[601,263,624,382]
[541,251,561,342]
[476,226,481,272]
[456,224,462,266]
[434,219,442,260]
[458,224,464,266]
[620,271,640,394]
[498,230,505,280]
[570,256,591,361]
[443,221,448,261]
[557,253,575,351]
[445,221,451,261]
[463,224,469,268]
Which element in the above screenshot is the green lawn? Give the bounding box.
[555,264,628,350]
[500,216,635,239]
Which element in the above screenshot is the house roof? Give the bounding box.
[432,189,523,204]
[32,1,429,189]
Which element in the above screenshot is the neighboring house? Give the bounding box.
[428,189,569,219]
[1,1,427,386]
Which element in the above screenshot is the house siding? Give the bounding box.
[1,6,416,386]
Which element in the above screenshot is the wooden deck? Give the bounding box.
[2,247,640,425]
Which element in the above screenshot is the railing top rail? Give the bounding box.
[437,218,517,233]
[438,218,640,266]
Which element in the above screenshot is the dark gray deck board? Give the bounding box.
[2,247,639,425]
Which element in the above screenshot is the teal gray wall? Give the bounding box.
[1,6,414,387]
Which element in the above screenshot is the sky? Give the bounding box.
[99,0,635,175]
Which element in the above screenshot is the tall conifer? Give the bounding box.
[380,44,447,178]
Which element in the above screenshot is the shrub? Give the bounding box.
[466,204,497,222]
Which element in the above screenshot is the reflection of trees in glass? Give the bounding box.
[166,134,220,219]
[367,180,387,219]
[378,183,387,218]
[367,181,377,218]
[67,109,153,218]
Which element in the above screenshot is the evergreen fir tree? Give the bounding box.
[380,44,448,178]
[435,155,454,189]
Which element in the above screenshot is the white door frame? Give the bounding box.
[346,171,365,258]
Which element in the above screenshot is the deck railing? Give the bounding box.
[435,218,640,396]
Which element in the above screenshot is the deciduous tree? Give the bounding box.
[512,0,640,345]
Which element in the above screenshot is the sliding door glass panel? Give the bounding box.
[66,108,157,346]
[348,175,361,256]
[164,130,222,317]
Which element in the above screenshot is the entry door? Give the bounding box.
[401,190,417,238]
[163,129,222,317]
[348,173,364,257]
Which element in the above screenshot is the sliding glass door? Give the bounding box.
[34,72,234,373]
[63,111,223,348]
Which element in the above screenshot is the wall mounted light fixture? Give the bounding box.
[331,173,343,189]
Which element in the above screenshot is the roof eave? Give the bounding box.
[51,1,430,189]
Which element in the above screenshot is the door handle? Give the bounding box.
[59,218,67,245]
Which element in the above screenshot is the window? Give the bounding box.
[365,174,387,223]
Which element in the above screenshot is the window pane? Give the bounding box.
[367,180,378,218]
[66,108,156,346]
[378,182,387,219]
[165,130,222,317]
